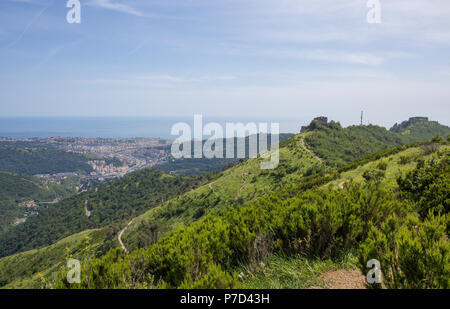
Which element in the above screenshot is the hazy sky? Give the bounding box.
[1,0,449,127]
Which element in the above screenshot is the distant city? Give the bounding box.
[0,136,174,181]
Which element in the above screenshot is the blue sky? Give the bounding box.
[0,0,449,127]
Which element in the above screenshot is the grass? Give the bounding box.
[238,251,358,289]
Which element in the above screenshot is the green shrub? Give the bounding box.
[376,161,388,171]
[54,182,408,289]
[398,156,411,165]
[179,263,240,289]
[359,213,449,289]
[422,143,439,155]
[398,154,449,219]
[362,170,385,183]
[431,134,444,143]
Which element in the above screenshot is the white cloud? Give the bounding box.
[87,0,144,17]
[219,0,450,49]
[221,44,388,66]
[424,32,450,45]
[7,0,48,4]
[298,50,385,66]
[82,74,237,85]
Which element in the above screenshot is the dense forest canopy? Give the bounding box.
[155,133,294,176]
[390,117,450,143]
[0,147,93,175]
[0,169,214,258]
[0,172,80,232]
[303,117,450,167]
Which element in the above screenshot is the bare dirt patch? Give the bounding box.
[311,269,366,289]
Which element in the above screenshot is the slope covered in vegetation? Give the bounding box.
[155,134,294,176]
[0,228,110,288]
[2,138,445,289]
[1,119,448,289]
[0,147,94,175]
[0,172,80,231]
[48,140,449,289]
[390,117,450,142]
[119,134,321,252]
[303,117,449,167]
[0,169,213,258]
[304,125,403,167]
[0,132,321,287]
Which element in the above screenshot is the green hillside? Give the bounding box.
[304,125,403,166]
[0,172,80,232]
[390,117,450,142]
[0,146,93,175]
[121,121,449,251]
[0,169,213,258]
[45,140,449,289]
[0,228,110,288]
[1,118,448,289]
[1,142,445,288]
[0,130,322,287]
[302,117,449,167]
[241,143,450,288]
[119,133,323,252]
[155,133,294,176]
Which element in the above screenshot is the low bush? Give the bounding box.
[359,213,449,289]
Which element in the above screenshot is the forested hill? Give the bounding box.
[303,117,450,166]
[155,133,294,176]
[0,147,93,175]
[0,117,449,287]
[0,172,79,232]
[2,118,447,258]
[33,140,450,289]
[390,117,450,142]
[0,169,214,258]
[118,119,450,254]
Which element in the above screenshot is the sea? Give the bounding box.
[0,117,305,139]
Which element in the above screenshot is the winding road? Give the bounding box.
[118,219,134,254]
[84,200,91,217]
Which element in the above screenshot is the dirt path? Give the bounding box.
[209,182,218,197]
[235,173,248,200]
[118,219,134,254]
[300,136,323,163]
[310,269,366,289]
[84,200,91,218]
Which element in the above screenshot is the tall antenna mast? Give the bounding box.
[360,111,363,126]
